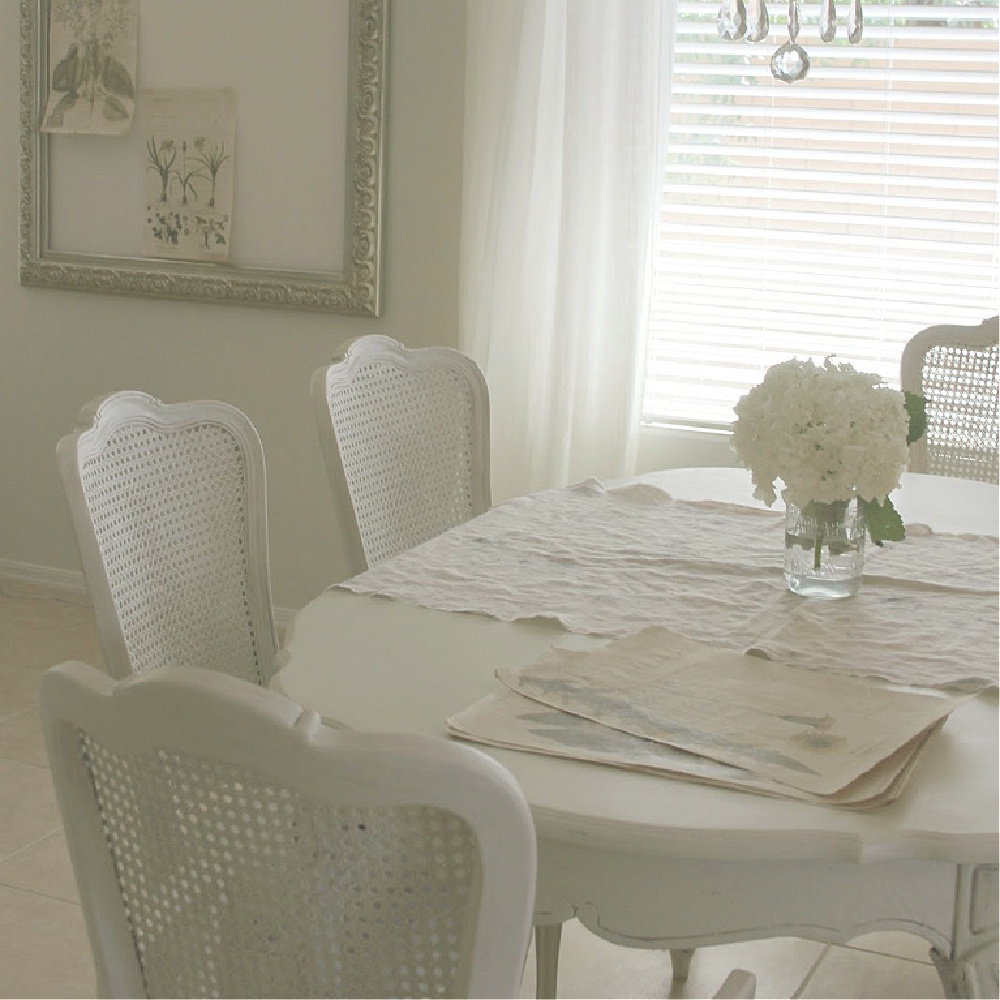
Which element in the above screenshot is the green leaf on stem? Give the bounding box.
[904,391,927,445]
[860,496,905,546]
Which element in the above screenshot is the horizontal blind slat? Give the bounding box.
[643,0,999,428]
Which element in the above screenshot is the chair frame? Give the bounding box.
[41,661,537,999]
[900,317,999,482]
[311,335,491,577]
[56,391,278,682]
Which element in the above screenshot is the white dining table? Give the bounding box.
[273,468,999,999]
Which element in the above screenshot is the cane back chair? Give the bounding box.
[312,336,491,577]
[900,316,999,483]
[41,661,537,998]
[57,391,278,684]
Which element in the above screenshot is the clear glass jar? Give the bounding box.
[783,497,866,598]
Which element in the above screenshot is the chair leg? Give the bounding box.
[535,923,563,999]
[534,928,694,994]
[671,947,695,981]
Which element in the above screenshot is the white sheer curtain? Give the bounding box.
[460,0,674,501]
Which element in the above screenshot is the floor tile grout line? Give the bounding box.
[0,704,40,721]
[0,827,62,866]
[0,754,50,773]
[0,580,93,608]
[791,944,831,999]
[792,939,943,998]
[0,878,80,908]
[0,705,40,726]
[837,940,935,966]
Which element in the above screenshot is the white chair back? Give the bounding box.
[41,661,537,999]
[57,391,277,683]
[312,336,491,577]
[900,316,999,483]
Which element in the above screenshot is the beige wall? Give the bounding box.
[0,1,469,612]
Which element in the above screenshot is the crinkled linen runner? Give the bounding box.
[341,479,999,691]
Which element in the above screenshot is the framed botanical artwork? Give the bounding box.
[19,0,388,316]
[141,89,237,263]
[40,0,138,135]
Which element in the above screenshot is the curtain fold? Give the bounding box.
[460,0,675,501]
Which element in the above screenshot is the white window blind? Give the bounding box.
[642,0,999,429]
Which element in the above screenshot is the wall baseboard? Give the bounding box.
[0,558,89,597]
[0,559,297,628]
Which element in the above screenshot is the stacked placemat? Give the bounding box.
[447,627,971,809]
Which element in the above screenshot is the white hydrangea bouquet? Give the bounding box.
[731,357,926,545]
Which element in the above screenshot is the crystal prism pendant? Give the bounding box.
[771,41,810,82]
[848,0,863,43]
[746,0,770,42]
[820,0,837,42]
[717,0,747,40]
[787,0,801,42]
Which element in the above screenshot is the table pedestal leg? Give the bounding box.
[930,864,999,999]
[670,947,695,981]
[535,923,563,999]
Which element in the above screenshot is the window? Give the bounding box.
[642,0,999,430]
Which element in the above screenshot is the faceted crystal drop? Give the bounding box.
[747,0,770,42]
[717,0,747,40]
[820,0,836,42]
[848,0,863,43]
[770,41,810,82]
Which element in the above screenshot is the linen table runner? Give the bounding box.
[341,479,999,691]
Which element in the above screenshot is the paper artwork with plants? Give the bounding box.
[142,88,237,263]
[41,0,137,135]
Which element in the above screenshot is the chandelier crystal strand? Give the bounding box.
[771,0,810,82]
[747,0,770,42]
[820,0,837,42]
[848,0,864,43]
[718,0,747,40]
[717,0,865,81]
[788,0,800,39]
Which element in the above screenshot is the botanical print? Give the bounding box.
[41,0,138,135]
[142,89,237,263]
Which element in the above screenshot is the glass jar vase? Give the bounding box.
[784,497,866,598]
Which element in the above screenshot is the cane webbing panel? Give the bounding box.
[80,732,482,999]
[921,342,999,484]
[330,362,482,567]
[78,420,267,683]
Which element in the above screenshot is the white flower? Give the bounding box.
[731,358,910,510]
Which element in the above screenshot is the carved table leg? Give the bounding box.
[670,947,695,981]
[930,864,999,999]
[535,923,563,999]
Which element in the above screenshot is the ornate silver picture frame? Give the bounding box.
[19,0,387,315]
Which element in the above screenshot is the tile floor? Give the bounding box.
[0,578,954,998]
